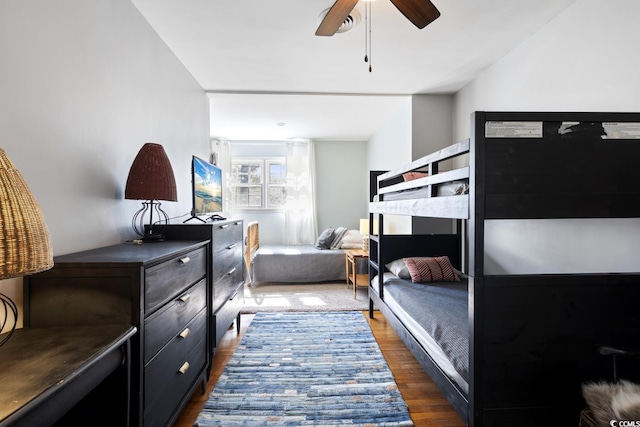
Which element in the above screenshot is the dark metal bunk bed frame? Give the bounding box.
[368,111,640,426]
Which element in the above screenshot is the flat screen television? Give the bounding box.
[187,156,225,222]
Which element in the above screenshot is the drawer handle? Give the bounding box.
[178,361,190,375]
[179,256,191,264]
[218,224,229,229]
[179,328,190,339]
[227,267,236,276]
[226,242,238,250]
[179,293,191,303]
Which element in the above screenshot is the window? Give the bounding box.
[231,157,286,209]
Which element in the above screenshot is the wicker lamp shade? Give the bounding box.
[125,143,177,240]
[125,143,177,202]
[0,149,54,279]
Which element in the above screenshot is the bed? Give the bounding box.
[369,111,640,426]
[373,271,469,394]
[245,221,365,285]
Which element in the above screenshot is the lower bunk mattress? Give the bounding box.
[251,245,347,284]
[373,272,469,394]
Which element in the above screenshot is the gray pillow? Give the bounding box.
[329,226,348,249]
[315,227,335,249]
[386,259,411,279]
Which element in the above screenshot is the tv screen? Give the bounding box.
[191,156,222,217]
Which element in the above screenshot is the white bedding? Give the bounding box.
[377,180,469,201]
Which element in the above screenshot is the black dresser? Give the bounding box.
[161,219,245,351]
[24,240,209,427]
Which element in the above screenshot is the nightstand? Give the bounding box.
[344,249,369,299]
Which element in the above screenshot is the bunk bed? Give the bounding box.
[368,111,640,426]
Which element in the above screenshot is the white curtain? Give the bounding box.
[284,140,317,245]
[211,138,233,216]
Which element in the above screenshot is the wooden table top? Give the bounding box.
[344,248,369,257]
[0,324,136,424]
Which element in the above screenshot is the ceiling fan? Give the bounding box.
[315,0,440,36]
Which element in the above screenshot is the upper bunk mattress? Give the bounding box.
[251,245,346,284]
[381,180,469,202]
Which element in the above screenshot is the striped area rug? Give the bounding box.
[195,311,413,426]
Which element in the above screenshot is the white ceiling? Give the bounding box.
[131,0,577,141]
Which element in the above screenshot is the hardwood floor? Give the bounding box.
[174,312,466,427]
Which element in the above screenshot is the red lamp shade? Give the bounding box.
[125,143,177,202]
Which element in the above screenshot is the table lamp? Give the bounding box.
[0,149,54,346]
[359,218,370,250]
[125,143,177,241]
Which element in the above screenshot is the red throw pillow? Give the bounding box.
[402,171,429,182]
[403,256,460,283]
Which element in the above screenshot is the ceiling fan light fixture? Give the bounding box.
[316,0,440,72]
[316,0,440,37]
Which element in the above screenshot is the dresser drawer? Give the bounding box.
[212,242,242,282]
[145,247,207,313]
[144,309,207,426]
[212,221,242,253]
[213,287,244,346]
[212,260,243,311]
[144,278,206,364]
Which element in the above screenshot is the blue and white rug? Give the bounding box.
[195,311,413,426]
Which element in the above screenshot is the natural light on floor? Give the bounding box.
[241,284,369,313]
[243,292,327,308]
[298,297,326,306]
[243,295,291,308]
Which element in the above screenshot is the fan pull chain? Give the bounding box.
[368,1,372,72]
[363,1,372,72]
[364,2,368,63]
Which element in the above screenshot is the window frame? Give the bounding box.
[230,157,286,211]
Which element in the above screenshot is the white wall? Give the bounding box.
[368,98,412,171]
[484,219,640,274]
[367,98,412,234]
[411,95,457,234]
[412,95,454,158]
[368,95,457,234]
[452,0,640,274]
[453,0,640,139]
[0,0,209,328]
[315,140,368,232]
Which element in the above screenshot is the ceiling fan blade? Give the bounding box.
[389,0,440,29]
[315,0,359,36]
